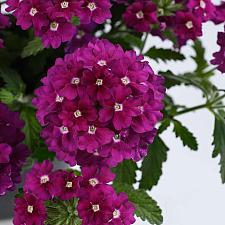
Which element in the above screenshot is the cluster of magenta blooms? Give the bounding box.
[0,0,225,224]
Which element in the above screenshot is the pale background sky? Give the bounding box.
[1,1,225,224]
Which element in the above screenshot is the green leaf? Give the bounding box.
[140,137,168,190]
[114,184,163,225]
[122,33,142,49]
[145,47,185,62]
[172,119,198,151]
[21,37,44,58]
[113,160,138,185]
[158,119,171,134]
[71,16,80,26]
[0,88,15,105]
[0,67,25,94]
[45,198,81,225]
[159,70,181,89]
[212,110,225,183]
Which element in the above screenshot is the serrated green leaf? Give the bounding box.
[212,110,225,183]
[0,67,25,94]
[145,47,185,62]
[173,119,198,151]
[158,119,171,134]
[71,16,80,26]
[21,37,44,58]
[0,88,15,104]
[113,160,138,185]
[123,33,142,49]
[140,137,168,190]
[114,184,163,225]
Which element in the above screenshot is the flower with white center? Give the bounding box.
[50,22,59,32]
[29,8,38,17]
[200,0,206,9]
[56,95,64,103]
[74,110,82,118]
[185,21,193,29]
[114,103,123,112]
[113,209,120,219]
[61,1,69,8]
[89,178,99,187]
[138,106,144,114]
[97,60,107,67]
[60,126,69,134]
[92,204,100,212]
[121,76,130,85]
[66,181,73,188]
[136,11,144,19]
[71,77,80,85]
[96,79,103,86]
[87,2,97,11]
[93,149,99,156]
[88,125,97,134]
[27,205,34,214]
[113,134,120,143]
[40,175,49,184]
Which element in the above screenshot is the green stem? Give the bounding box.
[140,33,148,54]
[174,103,209,116]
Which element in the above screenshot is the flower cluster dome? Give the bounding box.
[0,103,30,196]
[33,39,165,167]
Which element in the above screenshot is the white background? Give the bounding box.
[1,2,225,225]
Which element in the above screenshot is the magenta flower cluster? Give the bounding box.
[0,103,30,196]
[14,160,135,225]
[33,39,165,167]
[0,12,10,48]
[211,25,225,73]
[6,0,112,48]
[122,0,216,46]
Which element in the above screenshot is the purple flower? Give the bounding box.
[0,103,30,196]
[5,0,20,12]
[123,0,158,32]
[187,0,215,21]
[23,160,54,200]
[174,11,203,46]
[47,0,82,21]
[76,0,112,24]
[77,185,115,225]
[15,0,50,31]
[80,165,115,190]
[210,2,225,25]
[211,27,225,73]
[33,39,165,167]
[40,16,76,48]
[50,170,80,200]
[13,193,47,225]
[109,192,136,225]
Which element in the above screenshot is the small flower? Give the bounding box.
[13,193,47,225]
[123,0,158,32]
[23,160,54,200]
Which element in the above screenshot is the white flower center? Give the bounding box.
[50,22,59,31]
[121,76,130,85]
[66,181,73,188]
[74,110,82,118]
[29,7,38,16]
[97,60,107,66]
[185,21,193,29]
[113,209,120,219]
[60,126,69,134]
[114,103,123,112]
[136,11,144,19]
[56,95,64,103]
[88,125,97,134]
[138,106,144,114]
[89,178,99,187]
[27,205,34,214]
[92,204,100,212]
[76,30,85,39]
[87,2,97,11]
[200,0,206,9]
[113,134,121,143]
[61,1,69,8]
[96,79,103,86]
[40,175,49,184]
[71,77,80,85]
[93,149,99,156]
